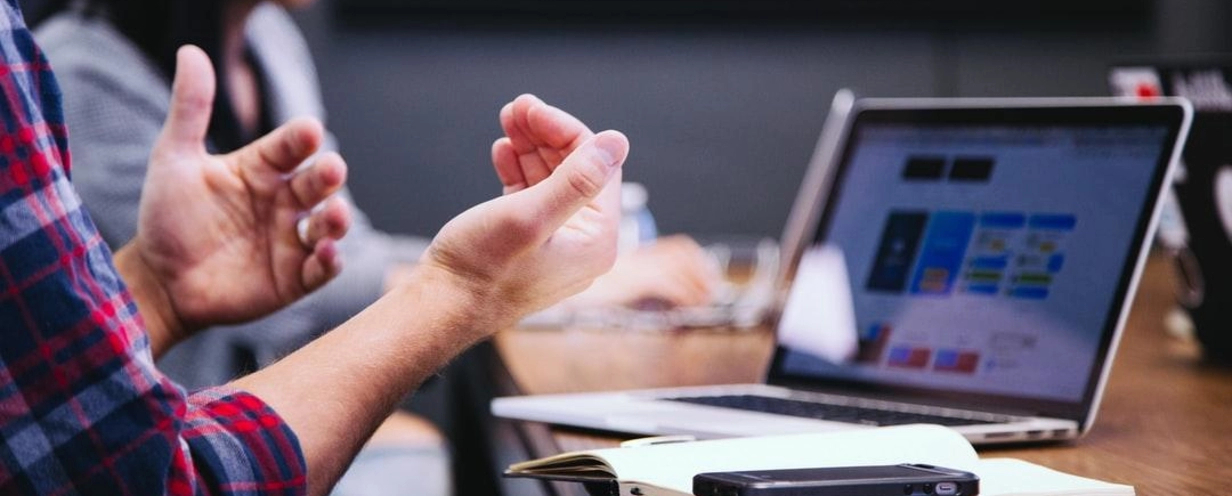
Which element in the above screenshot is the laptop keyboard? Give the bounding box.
[666,394,1000,427]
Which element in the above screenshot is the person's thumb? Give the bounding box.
[154,45,216,159]
[522,130,628,234]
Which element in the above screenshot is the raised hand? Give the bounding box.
[233,98,625,491]
[491,95,721,310]
[420,98,628,329]
[119,46,351,352]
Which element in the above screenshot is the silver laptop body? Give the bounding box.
[493,95,1192,445]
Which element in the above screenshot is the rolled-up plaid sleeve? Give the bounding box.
[0,2,306,494]
[179,389,307,494]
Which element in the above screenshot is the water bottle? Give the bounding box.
[620,182,657,254]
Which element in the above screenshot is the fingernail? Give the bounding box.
[594,132,627,169]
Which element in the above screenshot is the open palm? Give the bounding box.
[131,46,351,336]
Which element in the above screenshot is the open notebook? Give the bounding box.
[506,425,1131,496]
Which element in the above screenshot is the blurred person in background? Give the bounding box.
[33,0,719,494]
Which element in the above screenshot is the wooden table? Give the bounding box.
[493,255,1232,496]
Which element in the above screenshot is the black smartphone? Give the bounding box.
[692,463,978,496]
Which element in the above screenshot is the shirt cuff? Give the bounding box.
[181,387,307,494]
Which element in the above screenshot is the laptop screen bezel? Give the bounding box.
[765,100,1189,424]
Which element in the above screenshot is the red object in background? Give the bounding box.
[1136,83,1162,100]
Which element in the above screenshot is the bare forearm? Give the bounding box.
[231,264,491,495]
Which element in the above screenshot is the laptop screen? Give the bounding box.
[771,104,1185,418]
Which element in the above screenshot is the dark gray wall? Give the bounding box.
[286,1,1229,240]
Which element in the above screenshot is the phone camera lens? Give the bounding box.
[903,484,914,495]
[923,483,935,494]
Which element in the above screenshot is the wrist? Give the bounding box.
[114,242,190,356]
[394,261,505,342]
[382,262,419,294]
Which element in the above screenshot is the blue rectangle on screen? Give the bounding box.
[966,284,999,295]
[909,211,976,295]
[979,212,1026,229]
[1048,254,1066,272]
[969,256,1009,271]
[934,350,959,368]
[1028,214,1077,231]
[1010,286,1050,299]
[888,346,912,363]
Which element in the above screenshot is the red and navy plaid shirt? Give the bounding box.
[0,2,306,494]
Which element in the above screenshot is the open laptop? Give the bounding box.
[493,95,1192,445]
